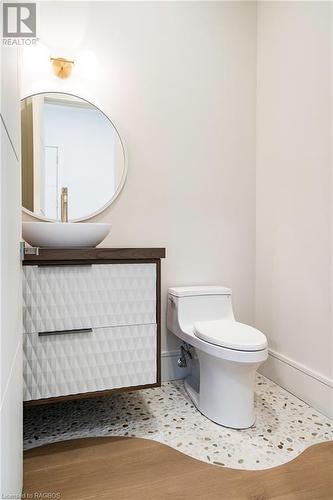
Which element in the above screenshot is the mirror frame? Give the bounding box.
[21,91,128,222]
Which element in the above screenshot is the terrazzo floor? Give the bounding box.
[23,374,333,470]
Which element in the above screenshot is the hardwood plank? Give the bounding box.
[23,437,333,500]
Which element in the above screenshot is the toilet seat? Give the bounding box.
[194,320,267,352]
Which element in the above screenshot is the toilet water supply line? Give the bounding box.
[178,343,193,368]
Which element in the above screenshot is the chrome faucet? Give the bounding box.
[61,187,68,222]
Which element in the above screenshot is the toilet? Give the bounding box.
[167,286,268,429]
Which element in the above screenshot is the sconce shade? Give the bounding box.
[51,57,74,79]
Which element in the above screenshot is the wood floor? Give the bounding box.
[23,437,333,500]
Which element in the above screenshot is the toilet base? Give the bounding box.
[184,377,199,408]
[184,350,262,429]
[184,377,255,429]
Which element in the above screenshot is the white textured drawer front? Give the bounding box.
[23,263,156,333]
[23,324,157,400]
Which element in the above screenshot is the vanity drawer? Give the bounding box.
[23,263,156,333]
[23,324,157,401]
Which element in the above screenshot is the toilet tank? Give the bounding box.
[167,286,234,333]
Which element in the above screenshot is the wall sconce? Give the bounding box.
[50,57,74,79]
[22,45,98,83]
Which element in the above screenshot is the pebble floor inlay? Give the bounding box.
[23,374,333,470]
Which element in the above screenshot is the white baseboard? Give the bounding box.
[161,350,190,382]
[260,349,333,419]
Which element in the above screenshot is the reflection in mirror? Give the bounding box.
[21,92,126,221]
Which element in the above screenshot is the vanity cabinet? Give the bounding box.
[23,248,165,404]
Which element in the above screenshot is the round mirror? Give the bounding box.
[21,92,127,222]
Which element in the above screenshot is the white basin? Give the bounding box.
[22,222,111,248]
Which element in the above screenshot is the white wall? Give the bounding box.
[22,1,258,373]
[0,46,23,495]
[256,1,332,417]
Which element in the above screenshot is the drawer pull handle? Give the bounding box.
[36,263,93,267]
[38,328,93,337]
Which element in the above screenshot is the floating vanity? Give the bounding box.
[19,92,162,405]
[23,248,165,404]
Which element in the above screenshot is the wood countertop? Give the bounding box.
[23,247,166,265]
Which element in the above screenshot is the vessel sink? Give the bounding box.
[22,222,111,249]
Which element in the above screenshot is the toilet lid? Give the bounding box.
[194,320,267,351]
